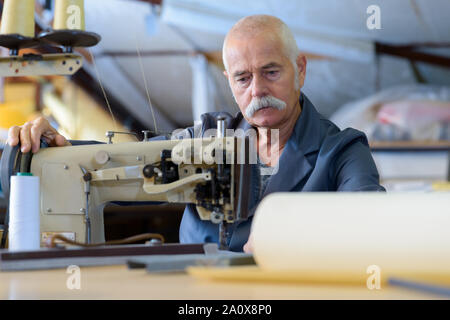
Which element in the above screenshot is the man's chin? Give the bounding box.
[250,107,283,128]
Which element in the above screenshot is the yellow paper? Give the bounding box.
[432,181,450,191]
[188,266,376,286]
[188,265,450,287]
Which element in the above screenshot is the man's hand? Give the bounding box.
[7,116,71,153]
[243,232,254,253]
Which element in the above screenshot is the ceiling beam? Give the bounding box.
[376,42,450,68]
[135,0,163,5]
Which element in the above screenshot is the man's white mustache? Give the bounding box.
[245,96,287,118]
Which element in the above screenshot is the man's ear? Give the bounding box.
[296,54,307,87]
[223,70,229,78]
[296,54,306,74]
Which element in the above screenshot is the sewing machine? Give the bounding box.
[0,121,252,250]
[0,1,252,251]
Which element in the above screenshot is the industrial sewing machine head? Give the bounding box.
[0,119,252,250]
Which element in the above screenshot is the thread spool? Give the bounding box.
[53,0,86,31]
[38,0,100,51]
[8,173,40,251]
[0,0,35,37]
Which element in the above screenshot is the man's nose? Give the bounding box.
[251,74,268,98]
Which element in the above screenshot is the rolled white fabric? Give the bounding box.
[252,193,450,280]
[8,175,40,251]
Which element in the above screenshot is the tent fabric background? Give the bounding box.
[78,0,450,128]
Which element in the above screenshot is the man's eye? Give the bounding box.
[266,70,279,78]
[237,77,249,83]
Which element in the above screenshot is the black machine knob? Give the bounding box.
[143,165,156,178]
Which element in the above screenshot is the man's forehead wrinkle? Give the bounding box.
[226,44,250,74]
[233,70,248,78]
[262,62,282,69]
[227,27,279,48]
[232,61,282,78]
[226,41,287,75]
[229,60,286,78]
[227,30,284,56]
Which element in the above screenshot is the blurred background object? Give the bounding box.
[331,85,450,142]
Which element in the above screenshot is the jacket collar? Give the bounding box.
[291,93,322,156]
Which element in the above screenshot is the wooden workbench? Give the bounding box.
[0,265,441,300]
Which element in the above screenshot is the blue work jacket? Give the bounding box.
[178,93,385,251]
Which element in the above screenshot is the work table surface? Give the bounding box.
[0,265,439,300]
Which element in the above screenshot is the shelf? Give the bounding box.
[370,140,450,152]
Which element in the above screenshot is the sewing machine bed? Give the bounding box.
[0,243,211,271]
[127,252,254,273]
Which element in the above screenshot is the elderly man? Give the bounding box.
[7,15,385,253]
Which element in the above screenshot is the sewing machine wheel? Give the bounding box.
[0,140,45,202]
[0,143,34,202]
[0,34,39,54]
[0,143,21,247]
[38,30,101,49]
[1,144,19,202]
